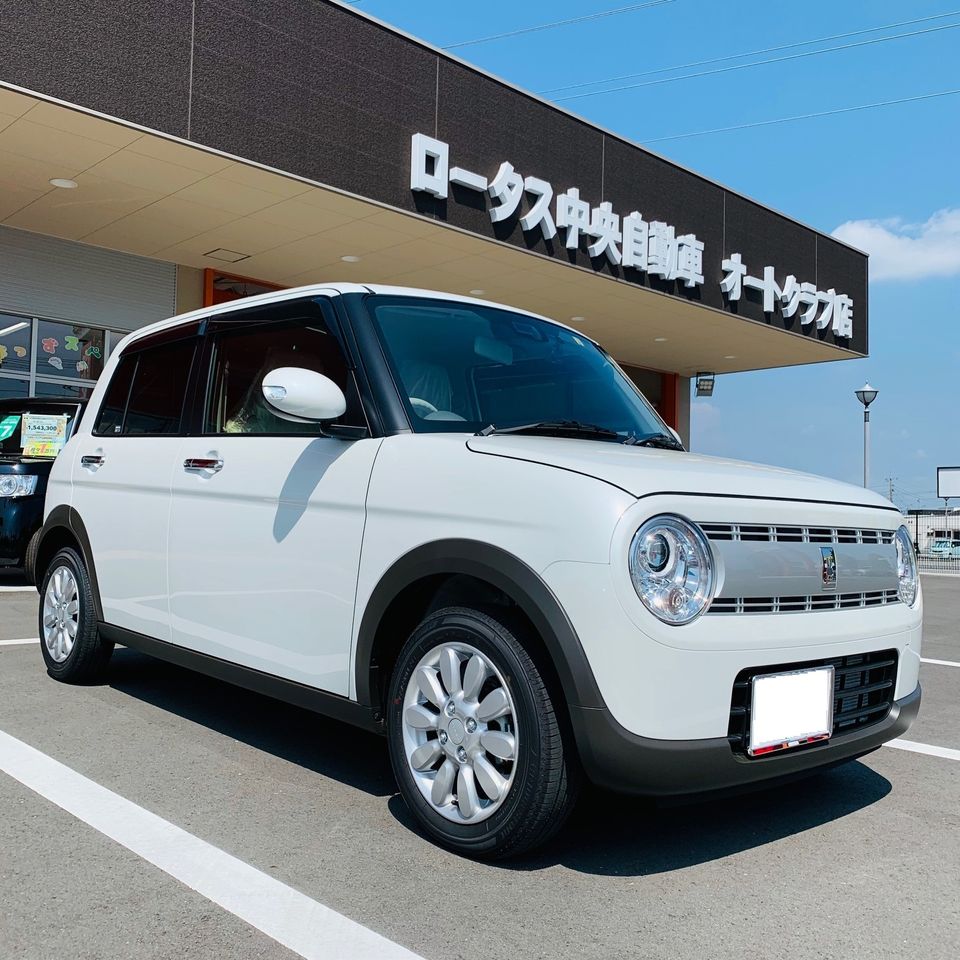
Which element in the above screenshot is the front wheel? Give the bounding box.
[387,605,579,859]
[39,547,113,683]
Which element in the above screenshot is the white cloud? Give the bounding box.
[831,207,960,281]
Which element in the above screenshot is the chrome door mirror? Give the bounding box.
[261,367,346,422]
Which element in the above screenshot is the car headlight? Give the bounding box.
[895,525,919,607]
[629,515,715,624]
[0,475,38,498]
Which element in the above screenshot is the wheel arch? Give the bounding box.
[33,506,103,621]
[354,540,605,718]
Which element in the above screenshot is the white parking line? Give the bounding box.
[0,586,35,593]
[0,730,423,960]
[885,738,960,762]
[921,657,960,668]
[0,638,39,646]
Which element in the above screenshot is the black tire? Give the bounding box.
[38,547,113,683]
[387,605,580,859]
[23,527,42,586]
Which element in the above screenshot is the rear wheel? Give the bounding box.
[387,605,579,859]
[39,547,113,683]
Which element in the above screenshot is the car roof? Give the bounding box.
[0,397,85,411]
[115,283,591,351]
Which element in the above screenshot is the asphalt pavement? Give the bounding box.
[1,576,957,960]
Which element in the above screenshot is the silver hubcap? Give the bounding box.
[42,565,80,664]
[402,641,518,824]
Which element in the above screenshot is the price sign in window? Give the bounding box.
[20,413,69,457]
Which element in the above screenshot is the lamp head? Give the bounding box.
[855,382,878,407]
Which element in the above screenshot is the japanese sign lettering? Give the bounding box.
[410,133,853,337]
[720,253,853,338]
[411,133,704,286]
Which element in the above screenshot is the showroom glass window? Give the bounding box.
[0,311,127,399]
[202,299,365,436]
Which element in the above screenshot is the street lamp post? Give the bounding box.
[855,383,878,489]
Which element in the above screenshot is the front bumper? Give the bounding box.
[0,496,43,568]
[571,684,920,796]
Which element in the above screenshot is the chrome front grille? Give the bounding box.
[708,589,900,615]
[700,524,895,545]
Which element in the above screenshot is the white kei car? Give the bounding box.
[33,285,921,858]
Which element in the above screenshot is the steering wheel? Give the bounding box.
[409,397,438,418]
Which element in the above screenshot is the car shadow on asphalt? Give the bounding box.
[496,761,892,876]
[106,648,397,799]
[106,648,892,877]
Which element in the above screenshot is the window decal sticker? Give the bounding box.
[0,415,20,442]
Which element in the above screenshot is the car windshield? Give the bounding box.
[368,295,669,439]
[0,402,80,459]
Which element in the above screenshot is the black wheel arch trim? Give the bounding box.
[33,506,103,620]
[354,539,607,713]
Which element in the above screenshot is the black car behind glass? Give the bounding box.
[0,398,84,574]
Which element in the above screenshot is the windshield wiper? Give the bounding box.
[476,420,621,441]
[623,431,684,450]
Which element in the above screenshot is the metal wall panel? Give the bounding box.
[0,0,869,353]
[0,225,176,330]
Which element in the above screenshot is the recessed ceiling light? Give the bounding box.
[469,289,485,295]
[654,337,668,342]
[724,354,736,359]
[570,316,586,322]
[0,321,30,337]
[49,178,78,189]
[341,255,361,263]
[204,248,250,263]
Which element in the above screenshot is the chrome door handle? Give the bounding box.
[183,458,224,473]
[80,455,105,467]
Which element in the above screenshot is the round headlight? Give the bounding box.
[0,476,20,497]
[629,515,715,624]
[895,525,919,607]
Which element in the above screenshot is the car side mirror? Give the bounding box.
[261,367,346,422]
[667,426,684,448]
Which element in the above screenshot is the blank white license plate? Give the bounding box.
[749,666,835,756]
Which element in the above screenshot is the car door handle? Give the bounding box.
[80,455,105,467]
[183,458,224,473]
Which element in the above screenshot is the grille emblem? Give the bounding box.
[820,547,838,591]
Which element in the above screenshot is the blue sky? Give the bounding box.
[352,0,958,508]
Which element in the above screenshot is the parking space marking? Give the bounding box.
[885,738,960,762]
[921,657,960,668]
[0,638,39,646]
[0,730,423,960]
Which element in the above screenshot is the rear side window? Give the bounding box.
[94,355,136,436]
[94,339,196,436]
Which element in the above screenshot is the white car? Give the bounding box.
[33,285,922,858]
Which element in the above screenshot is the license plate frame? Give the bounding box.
[748,665,835,757]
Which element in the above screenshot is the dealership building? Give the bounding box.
[0,0,868,443]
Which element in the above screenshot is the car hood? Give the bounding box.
[465,435,894,509]
[0,458,55,476]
